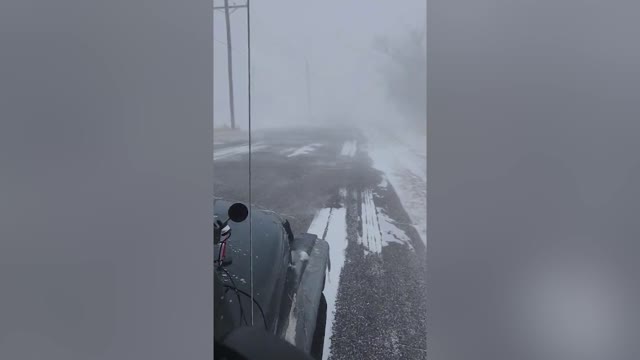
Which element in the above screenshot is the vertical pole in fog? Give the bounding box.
[223,0,236,129]
[305,57,312,123]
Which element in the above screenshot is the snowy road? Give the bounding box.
[214,127,426,359]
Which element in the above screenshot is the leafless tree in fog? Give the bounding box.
[375,28,426,131]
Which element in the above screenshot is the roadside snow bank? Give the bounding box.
[363,127,426,245]
[213,143,267,160]
[213,128,248,145]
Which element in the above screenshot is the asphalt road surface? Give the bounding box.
[214,127,427,359]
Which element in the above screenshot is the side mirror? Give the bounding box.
[228,203,248,223]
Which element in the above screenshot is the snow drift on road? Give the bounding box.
[340,140,358,157]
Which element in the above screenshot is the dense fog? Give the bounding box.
[213,0,426,132]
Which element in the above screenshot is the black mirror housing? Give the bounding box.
[228,202,249,223]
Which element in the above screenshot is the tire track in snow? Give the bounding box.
[302,190,349,360]
[321,207,347,360]
[284,293,298,345]
[360,189,382,254]
[307,208,333,240]
[359,187,414,255]
[331,182,427,359]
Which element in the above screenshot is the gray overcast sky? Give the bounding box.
[213,0,426,129]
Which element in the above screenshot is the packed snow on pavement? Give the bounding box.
[363,126,427,246]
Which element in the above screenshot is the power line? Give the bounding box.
[215,7,239,14]
[213,4,246,10]
[212,0,246,10]
[246,0,254,327]
[214,38,247,55]
[214,35,303,71]
[216,6,369,65]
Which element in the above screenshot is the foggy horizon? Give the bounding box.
[213,0,426,131]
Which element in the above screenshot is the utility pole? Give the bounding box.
[305,57,312,123]
[214,1,248,129]
[223,0,236,129]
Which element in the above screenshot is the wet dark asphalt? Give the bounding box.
[214,127,426,359]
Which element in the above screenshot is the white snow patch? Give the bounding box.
[280,147,297,155]
[320,207,347,360]
[339,140,357,157]
[378,211,414,250]
[361,189,383,253]
[307,208,332,239]
[284,294,298,345]
[379,176,389,188]
[214,143,267,160]
[299,251,309,262]
[306,203,348,360]
[287,143,323,157]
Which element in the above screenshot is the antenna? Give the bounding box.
[246,0,254,326]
